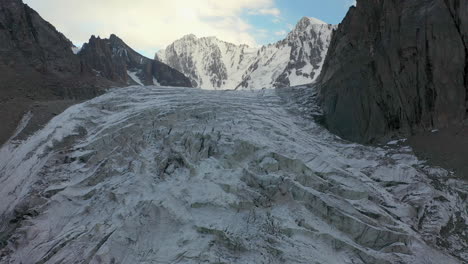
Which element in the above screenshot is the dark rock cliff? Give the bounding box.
[0,0,112,99]
[79,34,192,87]
[0,0,191,145]
[318,0,468,143]
[0,0,114,144]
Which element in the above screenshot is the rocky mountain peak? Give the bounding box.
[298,16,327,27]
[288,17,332,39]
[109,33,120,40]
[175,35,227,47]
[288,17,329,38]
[156,17,335,90]
[275,18,336,87]
[79,34,192,87]
[181,33,197,40]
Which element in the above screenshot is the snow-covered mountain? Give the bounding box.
[275,17,335,87]
[155,34,257,89]
[155,17,336,90]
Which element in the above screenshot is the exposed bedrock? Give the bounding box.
[318,0,468,143]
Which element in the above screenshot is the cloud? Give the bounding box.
[253,28,269,40]
[24,0,279,55]
[274,30,287,36]
[345,0,357,7]
[248,8,281,17]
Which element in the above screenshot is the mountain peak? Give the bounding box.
[298,16,327,26]
[290,17,330,35]
[157,16,335,90]
[109,34,120,41]
[203,36,220,41]
[181,34,198,41]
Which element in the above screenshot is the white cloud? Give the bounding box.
[274,30,287,36]
[272,18,281,24]
[345,0,357,7]
[248,8,280,17]
[253,28,269,40]
[24,0,279,55]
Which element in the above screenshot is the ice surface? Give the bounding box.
[0,86,466,263]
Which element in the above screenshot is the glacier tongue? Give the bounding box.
[0,86,466,263]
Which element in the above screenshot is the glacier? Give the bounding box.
[0,86,467,263]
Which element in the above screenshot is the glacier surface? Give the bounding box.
[0,86,466,263]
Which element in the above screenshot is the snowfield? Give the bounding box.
[0,86,467,263]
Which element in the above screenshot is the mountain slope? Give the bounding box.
[318,0,468,143]
[276,17,334,87]
[79,34,192,87]
[155,17,335,90]
[155,34,257,89]
[0,0,115,145]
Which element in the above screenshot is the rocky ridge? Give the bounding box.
[79,34,192,88]
[0,0,115,145]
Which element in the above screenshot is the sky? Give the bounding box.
[24,0,355,58]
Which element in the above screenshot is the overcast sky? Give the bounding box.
[24,0,355,57]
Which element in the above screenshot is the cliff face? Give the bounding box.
[0,0,109,99]
[0,0,113,144]
[0,1,78,76]
[318,0,468,143]
[78,35,129,84]
[79,35,192,87]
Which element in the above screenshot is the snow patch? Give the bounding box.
[8,111,33,141]
[152,76,160,86]
[127,70,144,86]
[387,138,408,145]
[71,46,81,54]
